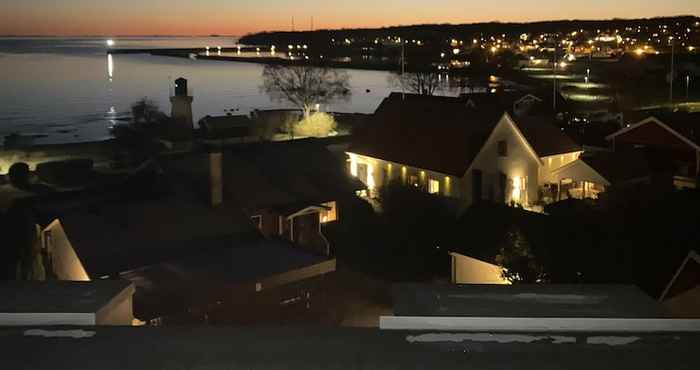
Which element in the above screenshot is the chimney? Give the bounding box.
[209,151,223,207]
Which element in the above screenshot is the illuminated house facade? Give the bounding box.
[348,93,582,207]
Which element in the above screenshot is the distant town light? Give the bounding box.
[635,48,645,55]
[490,46,497,53]
[559,61,568,68]
[452,48,460,55]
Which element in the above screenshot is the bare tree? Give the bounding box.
[390,69,443,96]
[261,64,351,119]
[131,98,165,127]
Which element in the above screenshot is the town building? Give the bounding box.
[347,93,580,208]
[26,142,352,323]
[607,113,700,188]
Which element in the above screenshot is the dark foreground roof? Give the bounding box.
[2,326,700,370]
[392,283,666,318]
[121,237,331,320]
[0,280,132,314]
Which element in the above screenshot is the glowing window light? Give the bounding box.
[429,179,440,194]
[512,176,522,203]
[349,155,358,177]
[367,164,375,190]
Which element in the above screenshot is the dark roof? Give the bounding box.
[198,115,252,139]
[622,111,700,147]
[0,280,132,313]
[4,326,700,370]
[516,115,582,157]
[392,283,667,318]
[120,237,330,320]
[579,150,652,185]
[350,93,505,177]
[164,141,364,214]
[199,115,252,129]
[51,165,260,277]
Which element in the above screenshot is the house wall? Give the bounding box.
[43,220,90,281]
[539,152,583,185]
[95,286,136,326]
[347,117,540,207]
[465,117,541,206]
[450,253,509,285]
[663,286,700,318]
[348,154,459,199]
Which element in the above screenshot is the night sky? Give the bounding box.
[2,0,699,36]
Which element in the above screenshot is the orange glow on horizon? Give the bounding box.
[1,2,698,36]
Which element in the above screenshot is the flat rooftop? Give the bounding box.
[2,326,700,370]
[0,280,133,313]
[392,284,667,318]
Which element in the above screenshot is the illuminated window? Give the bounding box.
[320,201,338,223]
[349,154,358,177]
[498,140,508,157]
[429,179,440,194]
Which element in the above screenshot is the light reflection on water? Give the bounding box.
[0,37,398,145]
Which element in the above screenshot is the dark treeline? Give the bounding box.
[240,16,699,46]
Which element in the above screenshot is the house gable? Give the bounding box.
[466,113,543,175]
[607,117,700,152]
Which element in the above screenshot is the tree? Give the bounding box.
[293,112,338,138]
[131,98,167,128]
[495,225,547,284]
[389,69,443,96]
[261,64,351,119]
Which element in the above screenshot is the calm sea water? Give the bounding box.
[0,37,396,145]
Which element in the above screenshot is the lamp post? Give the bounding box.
[687,75,691,100]
[670,37,675,104]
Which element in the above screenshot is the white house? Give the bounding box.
[347,93,581,207]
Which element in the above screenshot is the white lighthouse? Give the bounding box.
[170,77,194,131]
